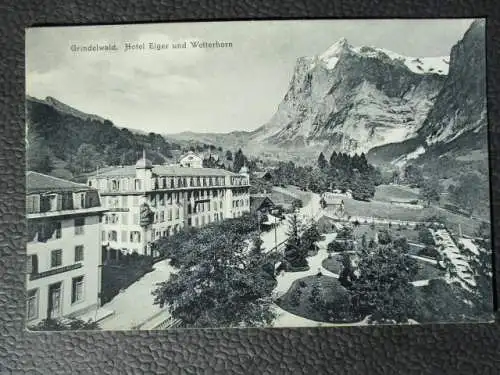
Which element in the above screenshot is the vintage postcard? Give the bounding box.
[25,19,493,330]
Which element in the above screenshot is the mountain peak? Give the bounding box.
[320,37,351,57]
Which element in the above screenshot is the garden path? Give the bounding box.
[97,259,177,330]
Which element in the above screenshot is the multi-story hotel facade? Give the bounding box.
[87,151,251,255]
[26,172,107,325]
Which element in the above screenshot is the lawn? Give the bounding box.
[343,197,481,237]
[413,259,445,281]
[322,253,444,282]
[352,223,421,243]
[275,275,362,323]
[374,184,420,202]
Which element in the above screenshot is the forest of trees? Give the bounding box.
[26,98,181,176]
[270,152,383,201]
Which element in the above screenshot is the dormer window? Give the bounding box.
[135,179,142,191]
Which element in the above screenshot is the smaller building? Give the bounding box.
[317,213,344,234]
[254,170,273,181]
[320,193,345,217]
[26,171,107,325]
[250,195,275,214]
[179,151,203,168]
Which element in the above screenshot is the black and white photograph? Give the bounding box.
[25,18,493,331]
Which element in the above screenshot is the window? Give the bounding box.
[110,214,119,224]
[121,196,128,207]
[108,230,118,242]
[74,245,84,262]
[71,276,84,304]
[130,231,141,243]
[51,249,62,268]
[133,196,139,207]
[220,201,223,209]
[26,195,40,214]
[135,179,142,191]
[196,177,201,187]
[175,208,180,219]
[74,218,84,235]
[27,254,38,275]
[168,209,172,221]
[122,179,128,191]
[54,221,62,239]
[133,214,139,225]
[195,217,199,227]
[160,211,165,222]
[121,231,128,242]
[26,289,38,321]
[48,282,62,318]
[79,192,87,208]
[122,213,128,225]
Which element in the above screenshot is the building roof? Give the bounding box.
[250,196,274,211]
[88,164,240,178]
[26,171,94,194]
[254,171,272,179]
[323,197,344,205]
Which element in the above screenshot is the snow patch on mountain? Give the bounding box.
[392,145,426,167]
[352,46,449,75]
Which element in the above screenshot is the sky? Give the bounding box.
[26,19,476,134]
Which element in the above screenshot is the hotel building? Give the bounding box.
[26,172,107,325]
[87,151,251,255]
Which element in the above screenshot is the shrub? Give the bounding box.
[337,226,353,240]
[328,240,348,253]
[418,229,435,246]
[378,229,392,245]
[29,318,100,331]
[418,246,441,260]
[393,237,410,253]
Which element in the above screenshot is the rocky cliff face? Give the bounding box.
[250,38,447,156]
[368,20,487,168]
